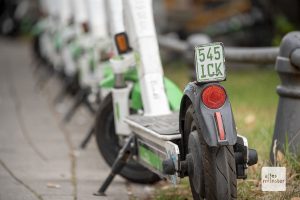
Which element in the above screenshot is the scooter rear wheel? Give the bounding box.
[95,93,160,184]
[184,105,237,200]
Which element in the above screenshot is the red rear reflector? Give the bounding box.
[201,85,226,109]
[215,112,226,140]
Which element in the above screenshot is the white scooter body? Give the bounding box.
[60,0,112,98]
[107,0,181,181]
[104,0,134,136]
[124,0,171,116]
[77,0,112,92]
[61,0,87,78]
[50,0,74,72]
[39,0,74,72]
[108,0,173,137]
[39,0,59,64]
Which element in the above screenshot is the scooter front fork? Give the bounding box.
[110,54,135,136]
[112,86,132,136]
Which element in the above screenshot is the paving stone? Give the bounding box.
[0,164,39,200]
[0,38,151,199]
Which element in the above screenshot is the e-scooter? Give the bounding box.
[60,0,113,123]
[95,0,258,199]
[33,0,77,90]
[65,0,117,148]
[32,0,61,78]
[93,0,183,183]
[52,0,107,116]
[31,0,49,67]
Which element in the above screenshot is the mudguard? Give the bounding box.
[99,68,182,111]
[179,82,237,148]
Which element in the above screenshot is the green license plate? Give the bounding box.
[195,42,226,83]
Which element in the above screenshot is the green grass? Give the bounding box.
[223,69,279,160]
[154,63,300,199]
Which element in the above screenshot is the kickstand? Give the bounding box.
[33,61,44,76]
[53,79,72,104]
[94,135,135,196]
[63,89,87,123]
[83,97,96,115]
[79,126,95,149]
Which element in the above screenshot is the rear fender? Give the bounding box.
[179,82,237,148]
[100,69,182,111]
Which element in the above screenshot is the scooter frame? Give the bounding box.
[95,0,257,198]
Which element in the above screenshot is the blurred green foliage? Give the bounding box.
[273,15,297,46]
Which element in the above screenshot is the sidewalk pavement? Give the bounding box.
[0,38,156,200]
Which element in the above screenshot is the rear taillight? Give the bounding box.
[201,85,226,109]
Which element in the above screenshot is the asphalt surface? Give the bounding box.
[0,38,154,200]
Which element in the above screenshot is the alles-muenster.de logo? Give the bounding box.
[261,167,286,191]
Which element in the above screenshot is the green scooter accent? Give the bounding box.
[70,41,83,60]
[54,32,63,51]
[32,22,63,51]
[99,69,182,111]
[164,78,182,111]
[31,22,45,36]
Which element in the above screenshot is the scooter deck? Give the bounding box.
[125,113,181,141]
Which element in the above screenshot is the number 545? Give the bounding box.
[198,46,221,62]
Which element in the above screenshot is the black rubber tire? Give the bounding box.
[184,105,237,200]
[95,93,161,184]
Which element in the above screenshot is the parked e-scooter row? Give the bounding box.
[92,1,258,199]
[34,1,109,97]
[32,0,118,147]
[32,0,258,199]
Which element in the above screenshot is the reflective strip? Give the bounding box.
[215,112,226,140]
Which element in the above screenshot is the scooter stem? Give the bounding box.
[123,0,171,116]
